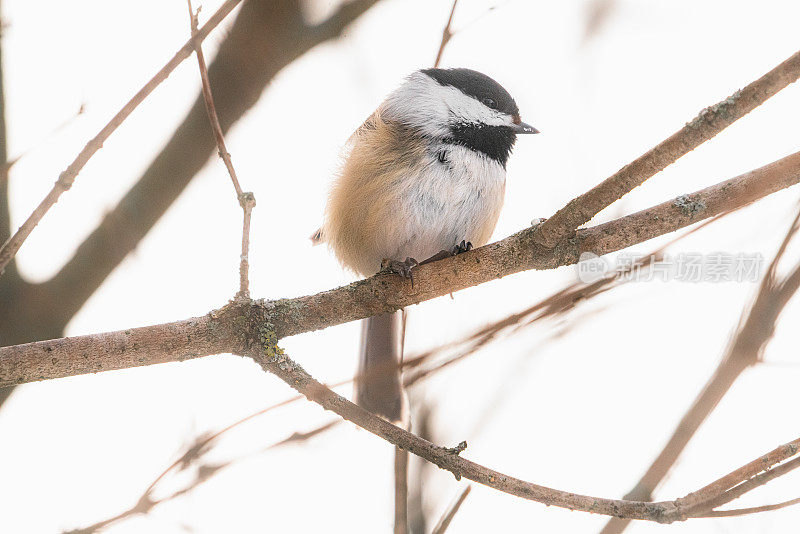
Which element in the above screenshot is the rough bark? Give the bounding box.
[3,150,800,387]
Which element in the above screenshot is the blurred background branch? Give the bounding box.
[0,0,381,407]
[600,203,800,534]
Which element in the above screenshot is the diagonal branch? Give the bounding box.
[534,48,800,248]
[693,455,800,515]
[34,0,380,331]
[698,497,800,518]
[0,0,245,277]
[3,150,800,386]
[599,203,800,534]
[433,0,459,68]
[431,485,471,534]
[247,344,800,522]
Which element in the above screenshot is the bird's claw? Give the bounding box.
[452,240,473,255]
[382,257,419,286]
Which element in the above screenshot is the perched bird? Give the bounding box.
[312,68,538,422]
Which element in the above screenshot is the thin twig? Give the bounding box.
[188,2,242,199]
[66,417,335,534]
[676,440,800,514]
[264,419,342,449]
[0,103,85,177]
[238,193,255,297]
[433,0,459,68]
[696,455,800,514]
[697,497,800,518]
[0,0,244,276]
[431,485,472,534]
[187,0,255,298]
[534,47,800,248]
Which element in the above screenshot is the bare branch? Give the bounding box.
[695,455,800,514]
[431,486,471,534]
[187,0,255,298]
[600,205,800,534]
[36,0,381,330]
[395,447,409,534]
[246,345,800,522]
[534,48,800,248]
[677,440,800,515]
[0,0,244,276]
[697,497,800,518]
[0,310,241,386]
[265,419,341,449]
[433,0,459,68]
[66,417,339,533]
[3,151,800,387]
[188,0,243,199]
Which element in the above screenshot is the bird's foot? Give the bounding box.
[418,240,473,267]
[452,240,473,255]
[382,257,419,285]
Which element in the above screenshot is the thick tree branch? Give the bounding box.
[534,48,800,248]
[2,150,800,386]
[0,308,242,386]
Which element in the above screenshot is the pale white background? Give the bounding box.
[1,0,800,532]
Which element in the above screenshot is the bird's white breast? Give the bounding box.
[383,144,506,264]
[322,112,506,276]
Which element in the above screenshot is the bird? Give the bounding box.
[311,68,538,423]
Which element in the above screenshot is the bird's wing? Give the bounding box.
[314,109,384,246]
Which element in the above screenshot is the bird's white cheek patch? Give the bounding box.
[383,72,515,137]
[440,86,510,128]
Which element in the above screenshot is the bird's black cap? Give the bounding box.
[421,68,520,117]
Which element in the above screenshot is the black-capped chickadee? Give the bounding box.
[312,68,538,422]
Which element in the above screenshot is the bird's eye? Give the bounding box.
[482,97,497,109]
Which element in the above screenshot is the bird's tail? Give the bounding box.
[355,310,408,423]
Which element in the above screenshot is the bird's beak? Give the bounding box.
[512,115,539,134]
